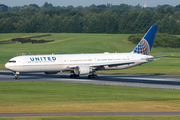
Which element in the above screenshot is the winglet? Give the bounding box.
[132,25,158,55]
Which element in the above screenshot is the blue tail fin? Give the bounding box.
[132,25,158,55]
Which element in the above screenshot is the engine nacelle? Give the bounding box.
[74,66,90,75]
[44,72,58,74]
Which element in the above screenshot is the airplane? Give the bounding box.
[5,25,158,80]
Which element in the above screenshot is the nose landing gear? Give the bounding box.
[13,72,20,80]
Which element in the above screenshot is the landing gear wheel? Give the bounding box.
[76,75,79,79]
[70,74,79,79]
[15,75,19,80]
[14,72,20,80]
[94,75,97,79]
[88,74,97,79]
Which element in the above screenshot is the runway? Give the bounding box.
[0,70,180,89]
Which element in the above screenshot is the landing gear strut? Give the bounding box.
[14,72,20,80]
[88,74,98,79]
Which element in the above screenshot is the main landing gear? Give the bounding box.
[70,74,98,79]
[14,72,20,80]
[70,74,79,79]
[88,74,98,79]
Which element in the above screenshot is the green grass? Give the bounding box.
[0,82,179,105]
[1,116,180,120]
[0,33,180,75]
[0,82,180,113]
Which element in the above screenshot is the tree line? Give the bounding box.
[0,2,180,34]
[128,33,180,48]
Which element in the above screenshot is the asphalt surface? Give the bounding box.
[0,70,180,89]
[1,70,180,117]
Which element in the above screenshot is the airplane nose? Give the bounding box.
[5,63,9,69]
[5,63,15,71]
[5,63,8,68]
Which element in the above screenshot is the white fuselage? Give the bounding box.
[5,52,154,73]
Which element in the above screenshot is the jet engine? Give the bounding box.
[74,66,90,75]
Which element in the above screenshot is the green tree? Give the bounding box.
[165,6,174,14]
[7,6,21,12]
[0,4,8,12]
[29,4,40,10]
[133,4,142,12]
[76,6,84,12]
[20,6,39,16]
[43,2,53,9]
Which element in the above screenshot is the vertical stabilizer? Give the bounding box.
[132,25,158,55]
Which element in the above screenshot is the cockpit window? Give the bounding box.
[8,60,16,63]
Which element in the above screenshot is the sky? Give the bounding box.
[1,0,180,7]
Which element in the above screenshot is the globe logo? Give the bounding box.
[133,39,150,55]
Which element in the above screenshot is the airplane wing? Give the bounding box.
[89,61,135,67]
[89,60,148,68]
[154,55,173,58]
[67,60,147,69]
